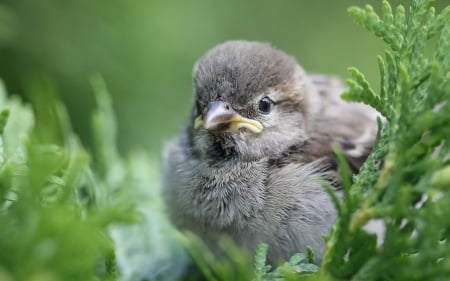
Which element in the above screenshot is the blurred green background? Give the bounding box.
[0,0,448,155]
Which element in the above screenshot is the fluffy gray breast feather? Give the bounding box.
[162,136,338,264]
[308,74,379,171]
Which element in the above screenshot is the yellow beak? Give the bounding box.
[194,101,263,134]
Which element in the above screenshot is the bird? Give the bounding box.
[162,40,379,265]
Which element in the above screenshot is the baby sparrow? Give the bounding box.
[162,40,379,264]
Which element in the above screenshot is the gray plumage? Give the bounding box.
[162,40,379,265]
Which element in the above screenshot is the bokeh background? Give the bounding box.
[0,0,448,156]
[0,1,449,280]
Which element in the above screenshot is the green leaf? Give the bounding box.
[253,243,270,281]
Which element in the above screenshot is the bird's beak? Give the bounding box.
[194,101,263,134]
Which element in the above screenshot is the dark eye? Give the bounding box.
[258,97,273,114]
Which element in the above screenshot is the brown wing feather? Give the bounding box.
[270,74,380,178]
[307,74,380,173]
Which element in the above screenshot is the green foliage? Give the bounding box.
[0,76,142,280]
[253,247,318,281]
[0,75,187,281]
[178,237,318,281]
[323,0,450,280]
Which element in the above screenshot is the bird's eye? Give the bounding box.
[258,97,273,114]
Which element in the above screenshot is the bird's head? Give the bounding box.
[188,40,319,162]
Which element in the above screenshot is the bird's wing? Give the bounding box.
[307,74,381,173]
